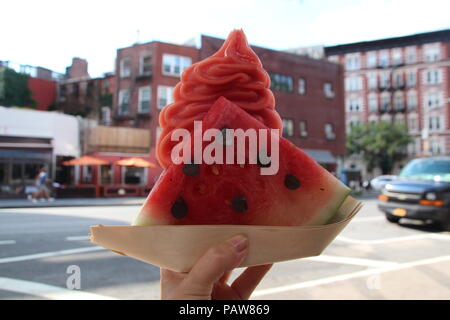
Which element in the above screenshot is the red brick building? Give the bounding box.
[112,36,346,171]
[113,41,199,134]
[325,29,450,174]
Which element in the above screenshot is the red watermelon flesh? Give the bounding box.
[134,97,350,227]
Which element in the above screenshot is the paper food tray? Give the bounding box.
[90,196,362,272]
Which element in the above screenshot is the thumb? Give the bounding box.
[179,235,248,299]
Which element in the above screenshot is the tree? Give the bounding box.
[0,67,36,108]
[347,121,412,174]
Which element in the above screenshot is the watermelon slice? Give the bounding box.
[134,97,350,227]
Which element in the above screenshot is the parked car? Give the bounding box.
[377,157,450,230]
[370,175,398,191]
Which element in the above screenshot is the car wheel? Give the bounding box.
[385,213,400,223]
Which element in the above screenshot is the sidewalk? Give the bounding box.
[0,197,145,209]
[1,191,378,209]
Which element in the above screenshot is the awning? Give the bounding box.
[303,149,337,164]
[114,157,157,168]
[62,155,110,166]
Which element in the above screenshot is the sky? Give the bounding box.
[1,0,450,77]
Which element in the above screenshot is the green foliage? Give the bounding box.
[347,121,412,174]
[0,67,36,108]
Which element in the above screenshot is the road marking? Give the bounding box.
[0,240,16,245]
[335,233,450,245]
[66,236,90,241]
[0,246,104,264]
[252,254,450,297]
[0,277,117,300]
[306,255,399,268]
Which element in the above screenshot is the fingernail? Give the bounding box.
[228,235,248,253]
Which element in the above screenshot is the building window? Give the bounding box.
[282,118,294,137]
[392,50,403,66]
[162,54,191,77]
[138,86,151,113]
[368,74,377,90]
[120,57,131,78]
[269,73,293,92]
[394,93,404,110]
[366,53,377,68]
[407,71,416,87]
[406,48,416,64]
[430,139,443,155]
[424,46,440,62]
[298,78,306,95]
[407,91,417,109]
[139,54,152,76]
[299,120,308,138]
[157,86,174,109]
[393,71,403,88]
[425,92,442,109]
[380,72,390,88]
[428,116,442,131]
[425,69,442,85]
[345,55,360,70]
[379,52,389,68]
[345,76,362,91]
[324,123,335,140]
[408,116,418,132]
[381,94,390,111]
[118,89,130,115]
[368,94,378,112]
[347,98,362,112]
[323,82,334,98]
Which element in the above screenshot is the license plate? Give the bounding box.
[393,208,407,217]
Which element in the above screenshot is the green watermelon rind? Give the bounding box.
[304,185,352,226]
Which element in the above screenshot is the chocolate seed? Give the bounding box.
[231,195,248,213]
[284,174,301,190]
[171,198,188,219]
[182,163,200,177]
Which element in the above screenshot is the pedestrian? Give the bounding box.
[29,167,54,202]
[160,235,272,300]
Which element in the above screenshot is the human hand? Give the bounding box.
[160,235,272,300]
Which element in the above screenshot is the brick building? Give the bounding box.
[112,35,346,171]
[58,58,115,122]
[113,41,199,133]
[325,29,450,175]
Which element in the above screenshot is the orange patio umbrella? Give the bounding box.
[62,155,110,166]
[114,157,157,168]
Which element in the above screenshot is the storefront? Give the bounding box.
[68,152,162,198]
[0,106,79,198]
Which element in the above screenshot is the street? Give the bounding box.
[0,198,449,300]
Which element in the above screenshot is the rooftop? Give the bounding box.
[325,29,450,56]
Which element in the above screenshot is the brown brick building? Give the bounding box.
[58,58,115,122]
[112,35,346,171]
